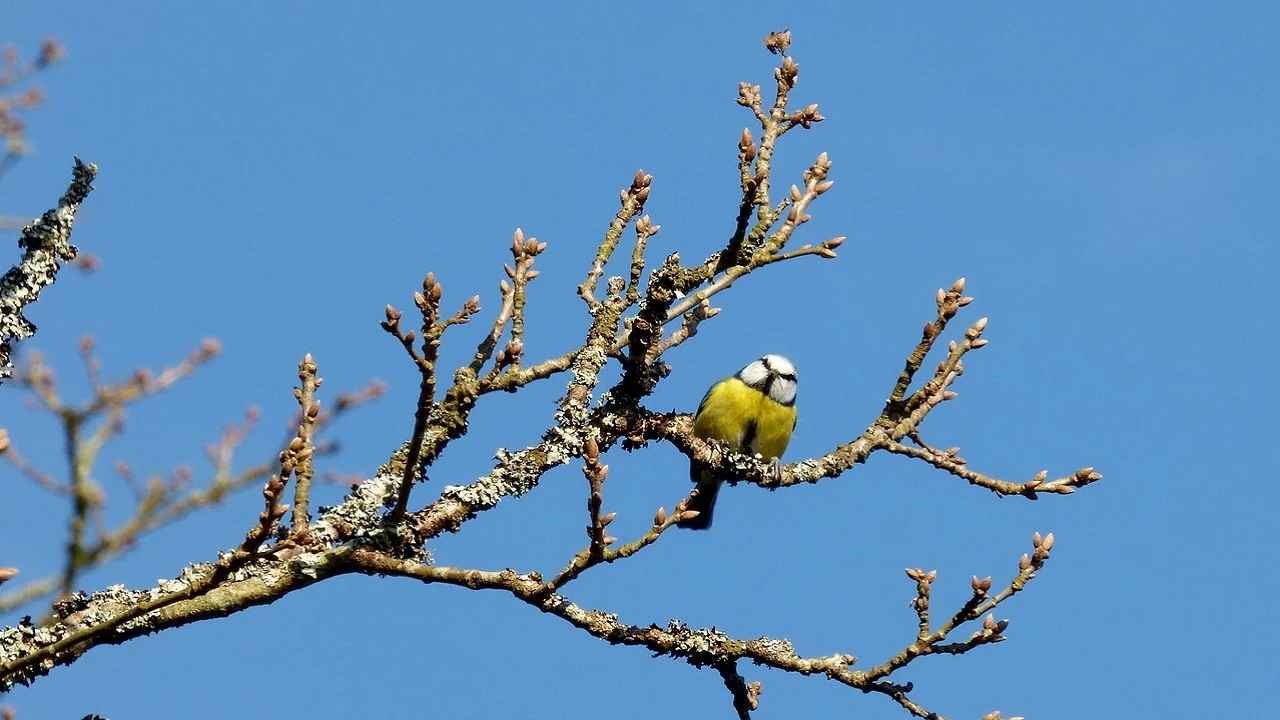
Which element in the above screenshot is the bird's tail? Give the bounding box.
[677,466,720,530]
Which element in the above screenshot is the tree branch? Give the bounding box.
[0,158,96,383]
[0,33,1095,720]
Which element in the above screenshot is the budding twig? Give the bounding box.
[244,471,288,556]
[884,277,973,412]
[756,152,833,258]
[543,490,696,594]
[653,155,838,333]
[388,273,478,522]
[721,128,759,269]
[489,229,545,376]
[468,277,514,376]
[240,358,334,555]
[752,60,788,209]
[289,354,321,536]
[758,235,845,266]
[899,313,985,418]
[579,171,651,307]
[504,228,545,369]
[885,441,1102,497]
[241,357,325,554]
[860,533,1057,686]
[582,438,612,557]
[626,215,660,306]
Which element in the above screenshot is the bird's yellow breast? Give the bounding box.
[693,377,796,460]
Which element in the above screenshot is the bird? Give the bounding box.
[677,354,797,530]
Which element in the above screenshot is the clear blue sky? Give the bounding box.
[2,3,1276,718]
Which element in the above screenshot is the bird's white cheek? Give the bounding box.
[771,378,796,406]
[739,361,769,386]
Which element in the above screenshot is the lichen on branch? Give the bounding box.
[0,158,96,382]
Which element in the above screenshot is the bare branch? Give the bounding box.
[0,33,1089,720]
[0,158,97,382]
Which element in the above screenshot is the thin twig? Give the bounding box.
[289,354,321,536]
[544,491,695,593]
[883,277,972,412]
[718,662,762,719]
[884,441,1101,497]
[579,172,651,306]
[504,228,545,369]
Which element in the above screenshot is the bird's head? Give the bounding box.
[737,354,798,406]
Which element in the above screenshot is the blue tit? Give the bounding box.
[677,354,798,530]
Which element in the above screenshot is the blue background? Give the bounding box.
[2,3,1275,718]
